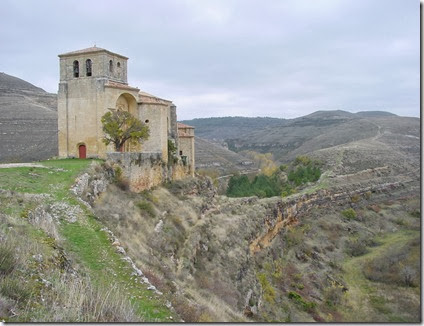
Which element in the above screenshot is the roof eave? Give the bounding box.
[58,49,129,60]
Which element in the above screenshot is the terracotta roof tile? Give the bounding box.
[138,91,172,105]
[58,46,128,59]
[104,81,139,91]
[177,122,195,129]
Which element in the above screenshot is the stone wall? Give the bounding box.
[107,152,190,192]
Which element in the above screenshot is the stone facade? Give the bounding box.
[107,152,188,192]
[177,123,195,177]
[57,46,194,173]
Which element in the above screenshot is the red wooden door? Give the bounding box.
[78,144,86,159]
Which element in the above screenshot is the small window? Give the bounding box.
[179,150,183,156]
[117,62,121,68]
[86,59,92,76]
[109,60,113,73]
[73,60,79,78]
[145,119,149,124]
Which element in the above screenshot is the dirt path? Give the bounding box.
[0,163,47,168]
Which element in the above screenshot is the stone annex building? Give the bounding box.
[57,46,195,177]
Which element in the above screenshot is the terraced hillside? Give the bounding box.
[0,73,57,163]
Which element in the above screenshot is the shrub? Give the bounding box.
[351,194,361,203]
[345,239,368,257]
[368,204,381,213]
[171,297,201,322]
[226,156,322,198]
[324,285,344,307]
[136,201,156,218]
[341,208,356,219]
[362,237,419,287]
[409,210,420,218]
[294,155,311,166]
[0,242,16,276]
[288,291,316,312]
[284,228,304,247]
[0,277,32,302]
[43,275,138,322]
[113,166,130,191]
[257,273,276,304]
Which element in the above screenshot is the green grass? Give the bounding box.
[0,158,176,322]
[340,229,420,322]
[0,159,95,200]
[61,216,175,321]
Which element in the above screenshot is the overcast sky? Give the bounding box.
[0,0,420,120]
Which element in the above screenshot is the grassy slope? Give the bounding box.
[0,159,176,322]
[341,229,420,322]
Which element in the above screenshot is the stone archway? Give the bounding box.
[115,93,137,116]
[115,93,140,152]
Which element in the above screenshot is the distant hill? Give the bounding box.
[194,137,258,173]
[181,110,419,165]
[355,111,397,117]
[181,116,286,140]
[0,72,57,162]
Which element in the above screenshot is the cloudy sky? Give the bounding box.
[1,0,420,120]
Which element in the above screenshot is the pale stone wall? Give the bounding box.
[58,76,139,158]
[58,77,104,158]
[107,152,189,192]
[179,137,195,176]
[138,103,169,162]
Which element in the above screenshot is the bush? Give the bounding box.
[362,237,419,287]
[341,208,357,219]
[171,297,201,322]
[351,194,361,203]
[0,277,32,302]
[113,166,130,191]
[324,285,344,307]
[257,273,276,304]
[345,239,368,257]
[0,242,17,276]
[226,156,322,198]
[288,291,316,312]
[136,201,156,218]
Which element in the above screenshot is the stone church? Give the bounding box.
[57,46,195,175]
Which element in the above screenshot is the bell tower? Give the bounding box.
[57,46,138,158]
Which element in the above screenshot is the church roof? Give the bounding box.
[58,46,128,59]
[177,122,195,129]
[138,91,172,105]
[104,81,139,91]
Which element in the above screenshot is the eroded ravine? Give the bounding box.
[249,181,405,255]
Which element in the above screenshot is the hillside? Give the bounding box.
[0,72,58,163]
[0,160,177,322]
[194,136,257,173]
[0,143,419,322]
[181,111,419,163]
[0,90,420,322]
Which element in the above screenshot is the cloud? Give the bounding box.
[0,0,419,119]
